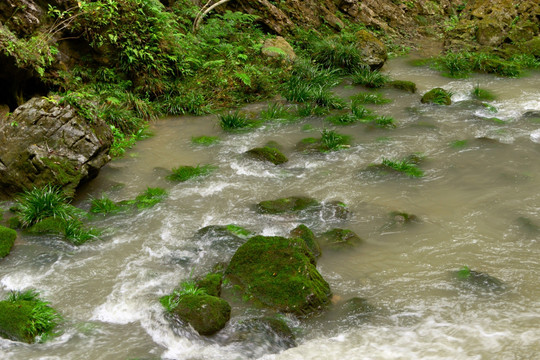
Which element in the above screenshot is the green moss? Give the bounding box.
[134,187,168,209]
[0,225,17,258]
[371,158,425,178]
[191,136,220,146]
[389,211,419,224]
[319,228,362,249]
[421,88,452,105]
[0,290,61,343]
[170,294,231,335]
[451,140,468,148]
[257,196,319,214]
[226,236,331,315]
[167,165,216,182]
[388,80,417,93]
[290,224,321,258]
[7,216,22,229]
[27,217,65,235]
[246,146,288,165]
[196,273,223,297]
[40,157,83,197]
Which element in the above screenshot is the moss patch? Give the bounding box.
[319,228,363,249]
[0,225,17,258]
[290,224,321,258]
[170,294,231,335]
[257,196,319,214]
[388,80,417,93]
[27,217,65,235]
[246,146,288,165]
[226,236,331,315]
[421,88,452,105]
[196,273,223,297]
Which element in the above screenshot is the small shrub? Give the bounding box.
[218,111,253,131]
[351,67,389,88]
[471,84,496,101]
[167,165,216,182]
[320,129,351,152]
[191,136,220,146]
[381,158,424,177]
[351,92,391,105]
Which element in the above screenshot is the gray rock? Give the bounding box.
[0,96,112,198]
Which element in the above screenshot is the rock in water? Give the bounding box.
[530,129,540,143]
[0,97,112,198]
[226,236,331,315]
[171,294,231,335]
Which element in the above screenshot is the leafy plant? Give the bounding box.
[167,165,216,182]
[218,111,253,131]
[260,103,294,121]
[373,116,396,128]
[311,38,364,73]
[326,112,360,125]
[381,158,424,177]
[17,185,76,227]
[134,187,168,209]
[62,219,99,245]
[351,67,389,88]
[90,195,121,214]
[351,103,372,118]
[320,129,351,152]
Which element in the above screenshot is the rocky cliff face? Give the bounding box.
[0,97,112,198]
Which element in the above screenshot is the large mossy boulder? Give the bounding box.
[421,88,452,105]
[257,196,319,214]
[246,146,288,165]
[171,294,231,335]
[0,225,17,258]
[226,236,331,315]
[0,290,60,343]
[290,224,321,258]
[0,97,113,198]
[355,30,388,70]
[318,228,363,249]
[261,36,296,62]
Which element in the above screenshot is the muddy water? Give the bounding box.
[1,58,539,360]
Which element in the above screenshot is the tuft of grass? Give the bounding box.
[134,187,168,209]
[191,136,220,146]
[311,39,364,74]
[451,140,468,148]
[373,116,396,128]
[436,52,472,78]
[297,103,329,117]
[260,103,294,121]
[351,67,389,88]
[471,84,496,101]
[320,129,351,152]
[62,219,99,245]
[326,112,361,125]
[167,165,216,182]
[350,92,391,105]
[90,195,121,214]
[17,185,76,227]
[218,111,253,131]
[310,86,346,109]
[381,158,424,177]
[161,279,207,312]
[351,103,372,119]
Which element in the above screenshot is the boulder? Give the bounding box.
[355,30,388,70]
[171,294,231,335]
[261,36,296,62]
[453,266,506,293]
[0,96,113,198]
[226,236,331,315]
[0,225,17,258]
[318,228,363,249]
[257,196,319,214]
[289,224,321,258]
[246,146,288,165]
[388,80,417,93]
[421,88,452,105]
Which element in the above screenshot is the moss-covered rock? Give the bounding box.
[171,294,231,335]
[246,146,288,165]
[26,217,65,235]
[318,228,363,249]
[290,224,321,258]
[0,225,17,258]
[0,290,60,343]
[261,36,296,62]
[388,80,417,93]
[257,196,319,215]
[453,266,506,293]
[226,236,331,315]
[421,88,452,105]
[323,200,351,220]
[7,216,22,229]
[389,211,419,224]
[196,272,223,297]
[228,316,297,354]
[355,30,388,70]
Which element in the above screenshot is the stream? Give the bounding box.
[1,57,539,360]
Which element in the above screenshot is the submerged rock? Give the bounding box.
[290,224,321,258]
[226,236,331,315]
[246,146,288,165]
[256,196,319,215]
[171,294,231,336]
[0,225,17,258]
[421,88,452,105]
[322,200,351,220]
[0,97,112,198]
[338,297,376,320]
[196,224,252,255]
[227,316,297,355]
[389,211,419,225]
[453,266,506,293]
[388,80,417,93]
[318,228,363,249]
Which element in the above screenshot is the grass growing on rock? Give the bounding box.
[90,195,121,214]
[0,290,61,343]
[350,92,391,105]
[320,129,351,151]
[381,158,424,177]
[167,165,216,182]
[17,185,76,227]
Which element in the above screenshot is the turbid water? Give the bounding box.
[1,58,539,360]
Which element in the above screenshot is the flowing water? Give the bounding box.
[1,58,540,360]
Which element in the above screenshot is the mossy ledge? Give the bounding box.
[0,225,17,258]
[226,235,331,316]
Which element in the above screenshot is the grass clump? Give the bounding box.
[471,84,496,101]
[350,92,391,105]
[311,38,364,74]
[90,195,121,214]
[320,129,351,152]
[133,187,168,209]
[161,279,208,313]
[326,112,361,126]
[191,136,220,146]
[167,165,216,182]
[0,290,61,343]
[17,185,76,227]
[351,67,389,88]
[373,116,396,129]
[297,103,329,117]
[381,158,424,177]
[218,111,254,131]
[260,103,295,121]
[421,88,453,105]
